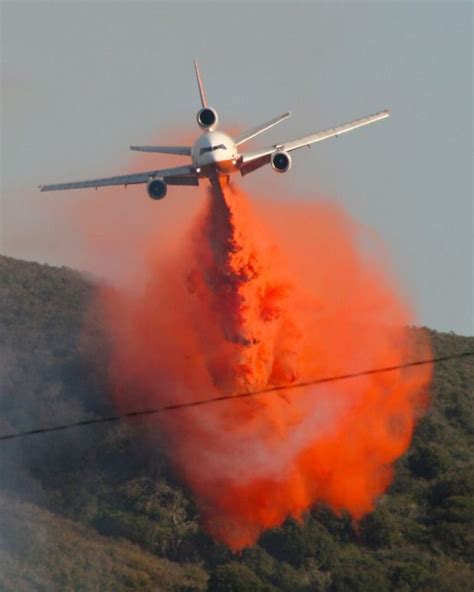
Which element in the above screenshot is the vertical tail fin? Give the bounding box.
[193,60,208,108]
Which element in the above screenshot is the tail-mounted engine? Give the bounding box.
[196,107,218,130]
[147,178,167,200]
[271,151,292,173]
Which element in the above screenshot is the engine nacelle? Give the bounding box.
[196,107,218,130]
[147,178,167,200]
[271,151,292,173]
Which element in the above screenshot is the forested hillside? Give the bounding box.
[0,255,472,591]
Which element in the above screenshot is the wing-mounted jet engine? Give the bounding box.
[147,178,167,199]
[271,151,292,173]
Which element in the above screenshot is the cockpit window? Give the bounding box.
[199,144,227,155]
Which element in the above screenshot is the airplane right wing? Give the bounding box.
[39,164,197,192]
[240,110,389,175]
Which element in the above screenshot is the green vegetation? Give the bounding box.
[0,255,472,591]
[0,493,207,592]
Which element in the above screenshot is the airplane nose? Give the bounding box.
[216,158,236,173]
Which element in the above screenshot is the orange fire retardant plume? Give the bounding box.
[99,182,431,550]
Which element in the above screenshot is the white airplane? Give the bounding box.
[39,61,389,198]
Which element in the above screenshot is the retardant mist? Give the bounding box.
[99,181,431,550]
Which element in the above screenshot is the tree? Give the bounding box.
[330,552,390,592]
[408,445,447,479]
[207,563,266,592]
[360,507,397,549]
[261,519,336,568]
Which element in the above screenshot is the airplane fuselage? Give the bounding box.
[191,130,240,178]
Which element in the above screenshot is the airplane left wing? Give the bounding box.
[279,109,389,152]
[240,110,389,174]
[39,164,196,192]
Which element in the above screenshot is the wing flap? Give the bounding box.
[39,165,196,192]
[241,148,274,163]
[164,175,199,186]
[240,154,272,176]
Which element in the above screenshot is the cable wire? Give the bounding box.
[0,351,472,442]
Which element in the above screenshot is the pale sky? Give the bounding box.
[1,0,472,334]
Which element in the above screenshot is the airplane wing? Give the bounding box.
[278,109,389,152]
[240,110,389,174]
[39,164,196,192]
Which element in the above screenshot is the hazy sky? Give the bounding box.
[1,1,472,334]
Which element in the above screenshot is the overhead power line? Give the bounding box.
[0,351,472,442]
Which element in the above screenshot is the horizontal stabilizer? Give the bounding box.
[234,112,291,146]
[129,145,191,156]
